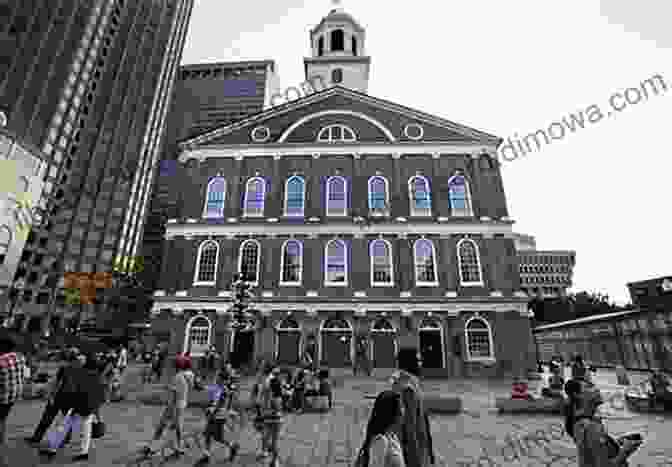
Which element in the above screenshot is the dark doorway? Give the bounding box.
[276,331,300,365]
[372,333,396,368]
[231,330,255,369]
[419,331,443,369]
[322,332,352,367]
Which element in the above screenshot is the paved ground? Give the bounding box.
[4,364,670,466]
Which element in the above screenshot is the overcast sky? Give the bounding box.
[180,0,672,305]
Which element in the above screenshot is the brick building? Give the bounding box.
[150,6,534,378]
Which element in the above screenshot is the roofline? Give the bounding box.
[626,276,672,287]
[179,60,276,73]
[518,250,576,255]
[533,308,640,331]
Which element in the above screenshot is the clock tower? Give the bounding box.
[304,1,371,93]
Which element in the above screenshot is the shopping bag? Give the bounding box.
[47,409,79,449]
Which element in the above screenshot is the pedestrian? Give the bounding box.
[389,348,435,467]
[292,368,306,413]
[0,333,27,465]
[564,379,642,466]
[141,353,195,457]
[256,364,283,462]
[354,390,405,467]
[116,344,128,377]
[571,355,587,381]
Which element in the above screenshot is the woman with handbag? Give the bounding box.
[354,390,405,467]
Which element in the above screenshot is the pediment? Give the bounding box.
[180,86,501,149]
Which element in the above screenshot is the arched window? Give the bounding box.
[317,124,357,143]
[326,176,348,216]
[203,177,226,218]
[408,175,432,216]
[277,317,300,330]
[322,317,351,331]
[332,68,343,84]
[243,177,266,217]
[185,315,212,356]
[457,238,483,286]
[280,239,303,285]
[284,176,305,217]
[331,29,344,51]
[324,239,347,285]
[368,176,389,215]
[414,239,438,286]
[370,239,393,286]
[372,318,394,331]
[318,36,324,56]
[465,316,494,360]
[448,175,473,217]
[352,36,358,55]
[238,239,261,285]
[193,240,219,285]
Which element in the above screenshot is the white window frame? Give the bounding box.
[183,315,212,357]
[193,240,219,286]
[370,239,394,287]
[457,238,484,287]
[279,239,303,286]
[283,175,305,217]
[202,177,226,218]
[408,175,432,217]
[316,124,357,143]
[413,239,439,287]
[367,175,390,217]
[326,175,348,217]
[237,239,261,286]
[243,176,266,217]
[448,175,473,217]
[324,239,348,287]
[464,315,495,362]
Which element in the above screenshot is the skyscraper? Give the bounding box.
[0,0,194,333]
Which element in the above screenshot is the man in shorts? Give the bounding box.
[142,354,194,457]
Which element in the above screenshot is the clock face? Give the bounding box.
[332,68,343,84]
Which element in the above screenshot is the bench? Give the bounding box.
[363,394,462,415]
[495,397,564,414]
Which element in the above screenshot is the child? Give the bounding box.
[141,354,195,457]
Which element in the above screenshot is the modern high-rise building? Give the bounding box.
[0,0,194,333]
[513,233,576,298]
[140,60,278,293]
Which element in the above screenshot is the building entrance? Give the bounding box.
[276,317,301,365]
[371,318,396,368]
[231,329,255,369]
[320,318,352,368]
[419,318,444,369]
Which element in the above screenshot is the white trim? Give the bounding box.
[447,174,474,218]
[243,176,266,217]
[237,239,261,286]
[229,321,256,354]
[165,221,514,239]
[193,240,219,286]
[404,123,424,141]
[413,238,439,287]
[464,315,495,361]
[180,144,497,163]
[319,317,354,366]
[367,175,390,216]
[202,177,226,219]
[418,317,446,369]
[457,238,484,287]
[408,175,432,217]
[283,175,305,217]
[324,238,348,286]
[279,239,303,286]
[183,314,213,357]
[280,110,394,143]
[251,126,270,143]
[316,123,357,143]
[370,238,394,287]
[326,175,348,217]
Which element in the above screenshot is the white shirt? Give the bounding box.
[369,432,405,467]
[117,348,127,368]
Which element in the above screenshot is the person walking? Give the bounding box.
[256,364,283,463]
[141,354,195,457]
[0,333,27,466]
[116,344,128,377]
[354,390,406,467]
[571,355,587,381]
[389,348,435,467]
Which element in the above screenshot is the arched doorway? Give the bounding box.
[371,318,396,368]
[320,317,353,368]
[276,316,301,365]
[184,315,212,357]
[230,318,256,369]
[419,317,444,369]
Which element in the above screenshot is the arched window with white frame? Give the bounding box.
[457,238,483,286]
[243,177,266,217]
[408,175,432,217]
[238,239,261,285]
[368,175,389,215]
[324,239,348,286]
[284,176,305,217]
[184,315,212,357]
[193,240,219,285]
[414,238,438,286]
[325,176,348,216]
[316,124,357,143]
[203,177,226,218]
[370,239,393,286]
[465,315,494,361]
[280,239,303,285]
[448,175,473,217]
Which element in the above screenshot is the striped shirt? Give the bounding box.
[0,352,26,405]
